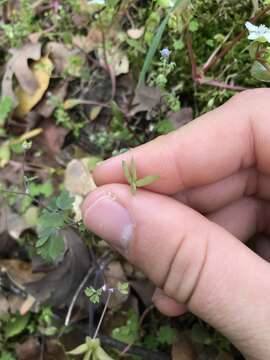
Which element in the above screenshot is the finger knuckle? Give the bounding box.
[162,229,209,305]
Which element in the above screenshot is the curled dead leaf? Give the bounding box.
[14,57,53,118]
[98,46,129,76]
[130,86,162,115]
[2,43,42,106]
[127,27,145,39]
[45,42,84,74]
[64,159,97,196]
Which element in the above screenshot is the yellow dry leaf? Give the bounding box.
[15,57,53,119]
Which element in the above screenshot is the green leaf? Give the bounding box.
[37,210,65,231]
[85,286,102,304]
[0,96,13,127]
[48,234,65,260]
[136,175,160,187]
[94,346,114,360]
[189,19,199,32]
[0,352,16,360]
[0,141,11,168]
[122,160,132,184]
[67,343,88,355]
[157,325,175,345]
[5,313,30,339]
[112,310,140,344]
[130,158,137,182]
[138,0,183,87]
[250,61,270,82]
[56,190,74,210]
[191,323,212,345]
[117,282,129,295]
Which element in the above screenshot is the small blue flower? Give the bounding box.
[160,48,171,58]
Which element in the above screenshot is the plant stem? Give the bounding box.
[93,291,112,339]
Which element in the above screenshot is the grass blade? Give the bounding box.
[138,0,183,87]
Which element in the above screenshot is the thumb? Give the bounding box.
[82,184,270,359]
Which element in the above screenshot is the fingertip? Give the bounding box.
[152,288,188,317]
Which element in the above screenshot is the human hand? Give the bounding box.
[82,89,270,360]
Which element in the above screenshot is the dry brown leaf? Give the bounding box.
[168,107,193,129]
[0,259,44,287]
[0,294,9,317]
[127,27,145,39]
[45,42,82,74]
[172,331,197,360]
[64,159,97,196]
[15,57,53,118]
[73,28,103,53]
[39,120,68,156]
[98,46,129,76]
[16,337,67,360]
[130,86,162,115]
[37,81,68,117]
[104,261,129,309]
[2,43,42,105]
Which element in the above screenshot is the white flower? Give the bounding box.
[245,21,270,43]
[88,0,105,4]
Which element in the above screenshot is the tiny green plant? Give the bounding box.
[122,159,160,195]
[36,190,75,262]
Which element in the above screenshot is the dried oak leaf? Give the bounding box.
[36,80,68,117]
[2,43,42,106]
[64,159,97,196]
[73,28,103,53]
[130,86,162,115]
[15,56,54,118]
[45,42,83,74]
[104,261,129,309]
[168,107,193,129]
[26,228,91,306]
[16,337,67,360]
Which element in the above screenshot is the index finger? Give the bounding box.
[93,89,270,194]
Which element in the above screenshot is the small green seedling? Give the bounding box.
[122,159,159,195]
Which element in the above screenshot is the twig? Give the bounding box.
[198,78,247,91]
[203,4,270,72]
[99,334,170,360]
[185,30,199,81]
[101,30,116,99]
[64,251,112,327]
[93,291,113,339]
[64,265,96,327]
[185,27,246,91]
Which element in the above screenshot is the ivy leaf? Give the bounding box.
[56,190,74,210]
[136,175,160,187]
[122,160,132,184]
[0,96,13,127]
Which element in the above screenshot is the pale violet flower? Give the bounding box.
[245,21,270,43]
[160,48,171,58]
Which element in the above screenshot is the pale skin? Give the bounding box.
[82,89,270,360]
